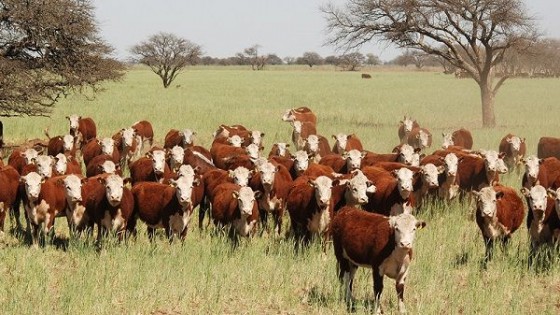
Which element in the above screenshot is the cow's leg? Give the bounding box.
[274,210,282,237]
[0,204,6,237]
[147,227,156,242]
[396,275,407,314]
[198,197,209,231]
[373,267,384,315]
[484,237,494,264]
[341,261,357,312]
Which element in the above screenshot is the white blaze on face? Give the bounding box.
[62,134,74,151]
[22,148,39,165]
[180,129,195,146]
[63,175,83,203]
[305,135,320,153]
[343,149,364,171]
[121,128,136,148]
[34,155,54,178]
[293,150,309,173]
[258,162,278,187]
[410,152,421,167]
[402,117,414,133]
[311,176,333,208]
[346,170,374,205]
[103,175,124,207]
[150,150,167,174]
[177,164,195,178]
[482,150,508,176]
[442,133,454,149]
[524,155,540,181]
[506,136,522,151]
[334,133,349,152]
[250,130,264,147]
[235,186,257,216]
[170,146,185,171]
[417,129,430,148]
[420,163,442,188]
[473,187,499,218]
[171,175,195,207]
[54,153,68,175]
[444,153,459,176]
[389,213,425,249]
[394,168,414,199]
[227,135,243,147]
[100,138,115,156]
[274,143,289,157]
[67,114,80,131]
[228,166,252,186]
[245,144,261,160]
[398,144,415,165]
[21,172,44,201]
[101,160,117,174]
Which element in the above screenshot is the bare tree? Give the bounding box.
[323,0,539,127]
[0,0,124,117]
[242,45,267,70]
[300,52,324,68]
[338,52,366,71]
[130,33,202,88]
[365,53,381,65]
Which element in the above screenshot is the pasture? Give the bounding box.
[1,66,560,314]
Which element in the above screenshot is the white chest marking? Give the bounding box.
[307,206,330,234]
[379,248,411,281]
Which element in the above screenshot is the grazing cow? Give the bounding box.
[332,207,426,313]
[0,166,20,235]
[132,174,200,241]
[53,153,82,176]
[407,127,432,150]
[210,183,260,239]
[20,173,67,246]
[521,156,560,190]
[129,150,172,184]
[521,185,560,263]
[164,129,196,149]
[84,174,135,242]
[252,162,292,235]
[537,137,560,160]
[291,120,317,150]
[361,73,372,79]
[66,115,96,146]
[282,106,317,126]
[86,154,121,177]
[332,133,363,154]
[319,150,366,174]
[303,134,332,162]
[442,128,473,149]
[131,120,154,151]
[287,175,336,248]
[361,166,416,216]
[499,134,526,173]
[456,151,508,192]
[46,134,76,157]
[268,143,291,158]
[168,145,185,172]
[361,144,418,168]
[398,116,420,144]
[473,185,524,261]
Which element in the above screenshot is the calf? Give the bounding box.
[291,120,317,150]
[442,128,473,149]
[332,207,426,313]
[332,133,363,154]
[164,129,196,149]
[61,174,91,233]
[268,143,291,158]
[499,134,526,173]
[398,115,419,144]
[211,183,260,239]
[361,166,416,216]
[0,166,20,235]
[282,106,317,126]
[129,150,172,184]
[537,137,560,159]
[67,114,97,146]
[53,153,82,176]
[407,127,432,150]
[473,185,524,261]
[86,154,120,177]
[253,162,292,235]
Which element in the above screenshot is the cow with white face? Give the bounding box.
[228,167,252,187]
[304,135,319,155]
[33,155,55,179]
[100,138,115,156]
[232,186,260,236]
[311,176,334,211]
[245,143,261,161]
[393,168,414,200]
[501,135,526,173]
[180,129,196,147]
[147,150,167,176]
[396,144,416,166]
[415,129,431,149]
[343,149,366,172]
[438,153,460,200]
[521,185,558,261]
[481,150,508,183]
[292,150,310,176]
[415,163,444,205]
[271,143,290,157]
[61,174,88,231]
[100,160,118,175]
[21,172,44,203]
[522,156,542,188]
[177,164,196,178]
[100,175,126,208]
[410,152,421,167]
[66,114,81,134]
[441,132,454,149]
[227,135,243,148]
[333,133,350,153]
[62,134,75,152]
[22,148,40,165]
[169,146,185,172]
[249,130,264,148]
[168,174,200,240]
[95,174,134,240]
[344,170,376,207]
[54,153,69,176]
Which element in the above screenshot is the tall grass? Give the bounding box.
[1,67,559,314]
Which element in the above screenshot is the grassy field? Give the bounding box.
[1,66,560,314]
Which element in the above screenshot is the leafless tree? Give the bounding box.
[130,32,202,88]
[338,52,365,71]
[365,53,381,65]
[242,45,267,70]
[300,52,324,68]
[0,0,124,117]
[323,0,539,127]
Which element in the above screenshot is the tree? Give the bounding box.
[130,32,202,88]
[365,53,381,66]
[323,0,539,127]
[242,45,267,70]
[338,52,365,71]
[0,0,124,117]
[300,52,324,68]
[266,54,284,65]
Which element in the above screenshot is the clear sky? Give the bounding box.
[93,0,560,62]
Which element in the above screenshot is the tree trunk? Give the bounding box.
[480,83,496,128]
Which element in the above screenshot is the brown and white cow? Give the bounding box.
[47,134,77,157]
[86,155,121,177]
[361,145,418,168]
[129,150,172,184]
[282,106,317,126]
[361,166,416,216]
[407,127,432,150]
[499,134,526,173]
[521,156,560,190]
[253,162,292,235]
[8,148,40,175]
[303,134,332,162]
[53,153,82,176]
[537,137,560,160]
[290,150,311,178]
[291,120,317,150]
[473,185,524,262]
[113,127,140,169]
[398,116,420,144]
[211,183,260,239]
[131,120,154,153]
[332,133,363,154]
[168,145,185,172]
[331,170,377,211]
[332,207,426,313]
[268,143,291,158]
[61,174,91,234]
[67,114,97,146]
[442,128,473,149]
[456,150,508,192]
[164,129,196,149]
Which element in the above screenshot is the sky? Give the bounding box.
[93,0,560,62]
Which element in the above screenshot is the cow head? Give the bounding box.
[245,143,261,161]
[54,153,68,175]
[472,187,504,219]
[392,168,414,199]
[100,138,115,156]
[305,135,320,154]
[282,109,295,122]
[444,153,459,177]
[177,165,196,178]
[345,170,375,206]
[61,174,83,203]
[333,133,350,153]
[258,162,278,188]
[170,174,199,208]
[147,150,166,175]
[98,174,126,207]
[33,155,55,178]
[419,163,444,189]
[309,176,334,208]
[415,129,431,149]
[481,150,508,181]
[228,166,252,187]
[547,188,560,218]
[389,213,426,250]
[506,136,524,152]
[522,155,542,183]
[397,144,416,165]
[120,128,136,148]
[66,114,81,132]
[180,129,196,146]
[169,146,185,171]
[343,149,366,171]
[20,172,44,201]
[99,160,118,174]
[21,148,40,165]
[521,185,548,222]
[250,130,264,147]
[62,134,75,152]
[227,135,243,147]
[292,150,310,174]
[400,116,415,134]
[273,143,290,157]
[441,133,454,149]
[233,186,260,216]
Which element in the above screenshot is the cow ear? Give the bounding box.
[81,178,88,184]
[521,138,526,143]
[332,179,340,186]
[437,165,445,174]
[416,220,427,230]
[539,159,544,165]
[547,188,558,199]
[520,188,530,197]
[285,143,290,147]
[307,179,315,187]
[342,153,348,160]
[275,165,280,172]
[227,170,234,178]
[146,151,153,159]
[414,148,422,153]
[346,135,352,140]
[169,179,177,187]
[65,116,70,120]
[123,177,132,187]
[472,190,481,199]
[232,191,239,198]
[506,138,513,143]
[391,170,399,177]
[260,132,265,137]
[56,178,64,186]
[254,191,262,199]
[19,176,26,183]
[498,152,506,159]
[193,166,201,174]
[193,178,201,186]
[97,177,106,185]
[391,146,400,153]
[495,191,505,199]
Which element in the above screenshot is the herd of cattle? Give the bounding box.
[1,108,560,312]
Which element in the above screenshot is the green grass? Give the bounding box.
[1,66,560,314]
